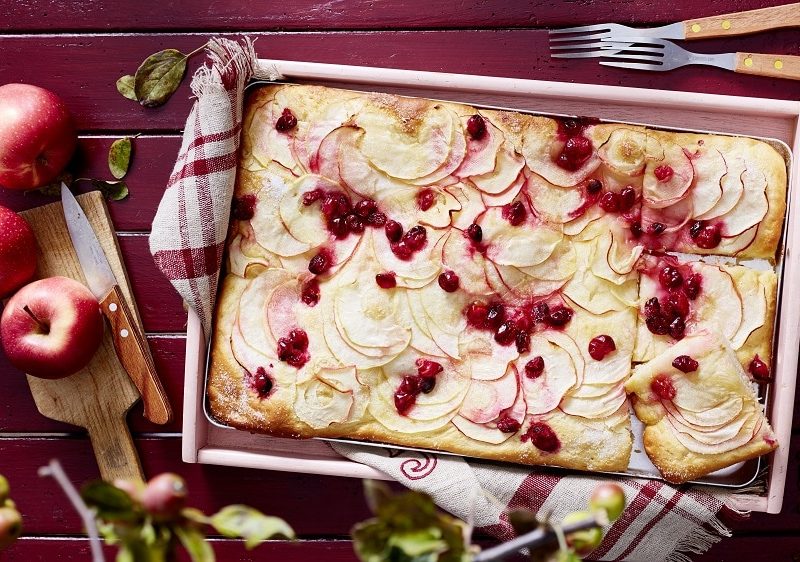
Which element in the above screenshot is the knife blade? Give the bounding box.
[61,184,172,425]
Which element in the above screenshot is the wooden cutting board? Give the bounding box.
[19,191,144,482]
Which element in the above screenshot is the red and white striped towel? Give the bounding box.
[149,38,744,561]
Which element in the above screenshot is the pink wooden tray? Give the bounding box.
[182,59,800,514]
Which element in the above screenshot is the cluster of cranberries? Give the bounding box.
[248,366,274,398]
[394,359,444,415]
[689,220,722,249]
[303,189,386,240]
[642,265,702,339]
[521,421,561,453]
[465,300,573,354]
[598,186,637,214]
[276,328,309,368]
[386,222,428,260]
[555,119,594,171]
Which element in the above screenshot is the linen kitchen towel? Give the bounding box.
[149,38,748,562]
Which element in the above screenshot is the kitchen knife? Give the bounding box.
[61,183,172,425]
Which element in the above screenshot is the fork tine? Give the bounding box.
[549,41,621,51]
[551,51,622,59]
[600,53,664,63]
[547,23,613,34]
[600,61,664,71]
[549,31,612,43]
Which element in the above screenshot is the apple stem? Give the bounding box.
[22,305,49,334]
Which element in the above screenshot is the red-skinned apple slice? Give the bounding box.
[520,334,578,414]
[294,378,354,429]
[335,281,411,351]
[371,228,442,289]
[376,185,460,229]
[730,282,766,349]
[459,366,518,423]
[596,128,662,176]
[696,158,745,220]
[563,206,604,237]
[454,114,505,177]
[720,167,768,237]
[518,241,578,282]
[441,230,493,295]
[248,171,313,257]
[398,293,448,358]
[563,269,631,314]
[641,195,693,235]
[481,171,526,207]
[479,207,562,268]
[408,111,467,186]
[667,408,751,445]
[665,397,743,429]
[582,346,631,386]
[471,143,525,194]
[239,270,293,354]
[313,125,356,184]
[356,102,453,180]
[381,350,465,407]
[715,224,758,255]
[406,289,459,358]
[246,98,298,172]
[452,415,513,444]
[693,266,742,342]
[297,97,365,173]
[667,407,758,454]
[488,261,568,300]
[446,183,487,230]
[590,231,638,286]
[336,127,409,198]
[461,331,520,380]
[560,385,626,419]
[526,173,586,224]
[642,141,694,208]
[688,148,725,218]
[279,175,336,246]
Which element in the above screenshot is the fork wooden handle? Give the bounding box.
[734,53,800,81]
[684,2,800,39]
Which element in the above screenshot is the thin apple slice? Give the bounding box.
[730,279,767,349]
[454,115,505,177]
[670,370,734,413]
[356,101,453,180]
[375,185,460,229]
[519,334,578,414]
[695,158,745,220]
[560,385,627,419]
[239,270,293,354]
[452,415,514,444]
[582,347,631,386]
[381,351,465,408]
[562,270,630,314]
[666,397,743,429]
[471,143,526,194]
[247,171,313,257]
[265,278,303,343]
[520,120,601,187]
[321,293,398,369]
[441,230,493,295]
[371,228,442,288]
[590,231,636,286]
[246,98,298,172]
[479,207,563,268]
[398,293,448,358]
[460,332,520,380]
[643,141,694,208]
[481,171,526,207]
[313,125,357,184]
[641,195,693,234]
[716,224,758,256]
[278,175,336,247]
[459,366,518,423]
[720,167,768,237]
[300,97,365,173]
[491,262,569,299]
[334,281,411,350]
[526,173,586,224]
[336,127,410,198]
[667,407,758,454]
[294,378,354,429]
[408,111,467,186]
[667,409,751,445]
[407,289,460,358]
[688,148,725,218]
[518,241,577,282]
[418,279,469,335]
[693,266,742,342]
[596,128,661,176]
[447,183,487,230]
[563,206,604,237]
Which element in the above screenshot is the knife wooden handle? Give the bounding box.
[100,285,173,425]
[735,52,800,81]
[683,2,800,39]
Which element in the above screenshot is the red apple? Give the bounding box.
[0,506,22,550]
[0,276,104,379]
[0,205,37,297]
[140,473,187,521]
[0,84,77,190]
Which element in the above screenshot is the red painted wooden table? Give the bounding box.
[0,2,798,560]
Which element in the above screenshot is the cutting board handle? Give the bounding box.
[87,413,145,483]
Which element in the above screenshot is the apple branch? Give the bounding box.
[39,460,105,562]
[22,305,48,334]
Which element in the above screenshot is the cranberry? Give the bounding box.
[385,220,403,242]
[466,302,489,327]
[502,201,527,226]
[394,375,420,415]
[321,192,350,218]
[651,374,676,400]
[494,322,516,346]
[630,222,643,238]
[643,297,661,318]
[695,224,721,249]
[668,316,685,340]
[654,165,674,182]
[467,223,483,242]
[689,220,703,239]
[672,355,699,373]
[277,329,309,368]
[546,305,573,327]
[619,186,636,211]
[302,189,323,206]
[749,355,770,381]
[515,312,533,332]
[588,335,616,361]
[345,213,365,234]
[301,279,321,307]
[275,108,298,132]
[599,192,621,213]
[532,302,550,323]
[659,266,683,289]
[328,216,348,239]
[438,270,460,292]
[564,136,592,162]
[561,119,581,135]
[646,314,669,335]
[391,240,413,260]
[586,179,603,194]
[684,273,702,299]
[308,250,332,275]
[354,199,377,218]
[665,290,690,319]
[515,330,531,353]
[486,303,505,330]
[466,114,486,140]
[251,367,273,398]
[366,211,387,227]
[521,422,561,453]
[403,225,427,251]
[649,222,665,235]
[417,188,435,211]
[376,272,397,289]
[496,416,521,433]
[416,359,444,379]
[418,376,436,394]
[289,328,308,349]
[231,194,257,220]
[525,356,545,379]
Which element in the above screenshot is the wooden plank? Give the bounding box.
[3,538,358,561]
[0,336,185,434]
[0,32,798,133]
[0,0,790,32]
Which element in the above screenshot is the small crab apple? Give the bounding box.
[113,478,146,504]
[140,473,188,521]
[0,476,8,505]
[0,506,22,550]
[563,510,603,556]
[589,482,626,522]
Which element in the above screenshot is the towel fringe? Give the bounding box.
[191,37,258,98]
[667,522,729,562]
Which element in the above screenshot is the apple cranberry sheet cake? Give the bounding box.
[208,84,785,483]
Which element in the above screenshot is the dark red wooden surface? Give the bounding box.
[0,2,798,560]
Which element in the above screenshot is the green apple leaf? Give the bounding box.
[91,179,130,201]
[175,525,215,562]
[108,137,133,180]
[181,507,211,526]
[134,49,188,108]
[81,481,137,522]
[116,75,137,101]
[210,505,295,549]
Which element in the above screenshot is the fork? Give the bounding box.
[549,2,800,55]
[586,37,800,80]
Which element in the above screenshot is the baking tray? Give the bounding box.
[183,59,800,513]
